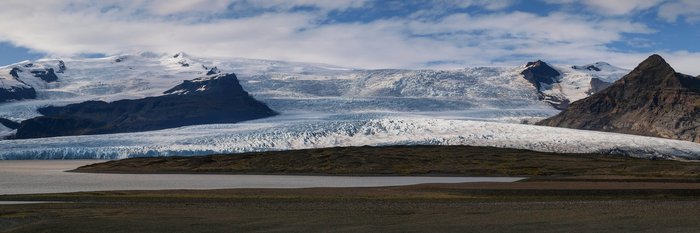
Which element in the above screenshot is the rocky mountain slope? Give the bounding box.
[538,55,700,143]
[12,73,276,139]
[520,60,568,109]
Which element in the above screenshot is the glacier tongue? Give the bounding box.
[1,113,698,160]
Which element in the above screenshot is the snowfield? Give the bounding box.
[0,52,626,121]
[1,52,698,160]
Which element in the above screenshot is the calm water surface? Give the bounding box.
[0,160,523,195]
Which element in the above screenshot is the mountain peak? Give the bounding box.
[617,54,680,89]
[522,60,558,79]
[636,54,673,73]
[163,73,244,96]
[538,54,700,143]
[173,52,188,59]
[520,60,567,109]
[525,60,547,68]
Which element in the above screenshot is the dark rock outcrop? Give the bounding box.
[178,60,190,67]
[13,73,277,139]
[538,54,700,143]
[2,65,59,103]
[30,68,59,82]
[0,118,20,129]
[9,67,21,78]
[2,68,37,102]
[0,86,37,103]
[572,62,617,73]
[574,64,601,71]
[521,60,568,109]
[206,66,220,75]
[57,60,67,73]
[521,60,561,90]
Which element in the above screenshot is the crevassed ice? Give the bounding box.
[1,115,698,160]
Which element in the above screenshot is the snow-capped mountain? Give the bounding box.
[12,72,276,139]
[540,55,700,143]
[519,60,630,110]
[0,52,624,122]
[571,61,630,82]
[3,52,695,160]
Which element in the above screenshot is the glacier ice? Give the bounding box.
[1,113,698,160]
[1,52,624,120]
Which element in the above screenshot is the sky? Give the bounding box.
[0,0,699,74]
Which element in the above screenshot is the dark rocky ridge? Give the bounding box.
[576,65,601,71]
[0,86,36,103]
[13,73,277,139]
[1,67,36,102]
[538,54,700,143]
[0,117,20,129]
[520,60,569,109]
[521,60,560,90]
[2,62,65,102]
[30,68,59,82]
[9,67,21,78]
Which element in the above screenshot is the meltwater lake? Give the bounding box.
[0,160,524,195]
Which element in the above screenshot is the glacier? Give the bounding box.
[1,113,699,160]
[1,52,698,160]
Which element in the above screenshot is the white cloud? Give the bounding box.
[0,0,698,75]
[581,0,664,15]
[447,0,516,10]
[658,0,700,23]
[144,0,233,15]
[544,0,665,15]
[244,0,369,11]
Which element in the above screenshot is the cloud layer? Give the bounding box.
[0,0,698,74]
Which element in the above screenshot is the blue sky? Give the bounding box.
[0,0,699,74]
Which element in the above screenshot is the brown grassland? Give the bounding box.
[3,145,700,232]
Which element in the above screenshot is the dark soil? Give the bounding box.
[5,182,700,233]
